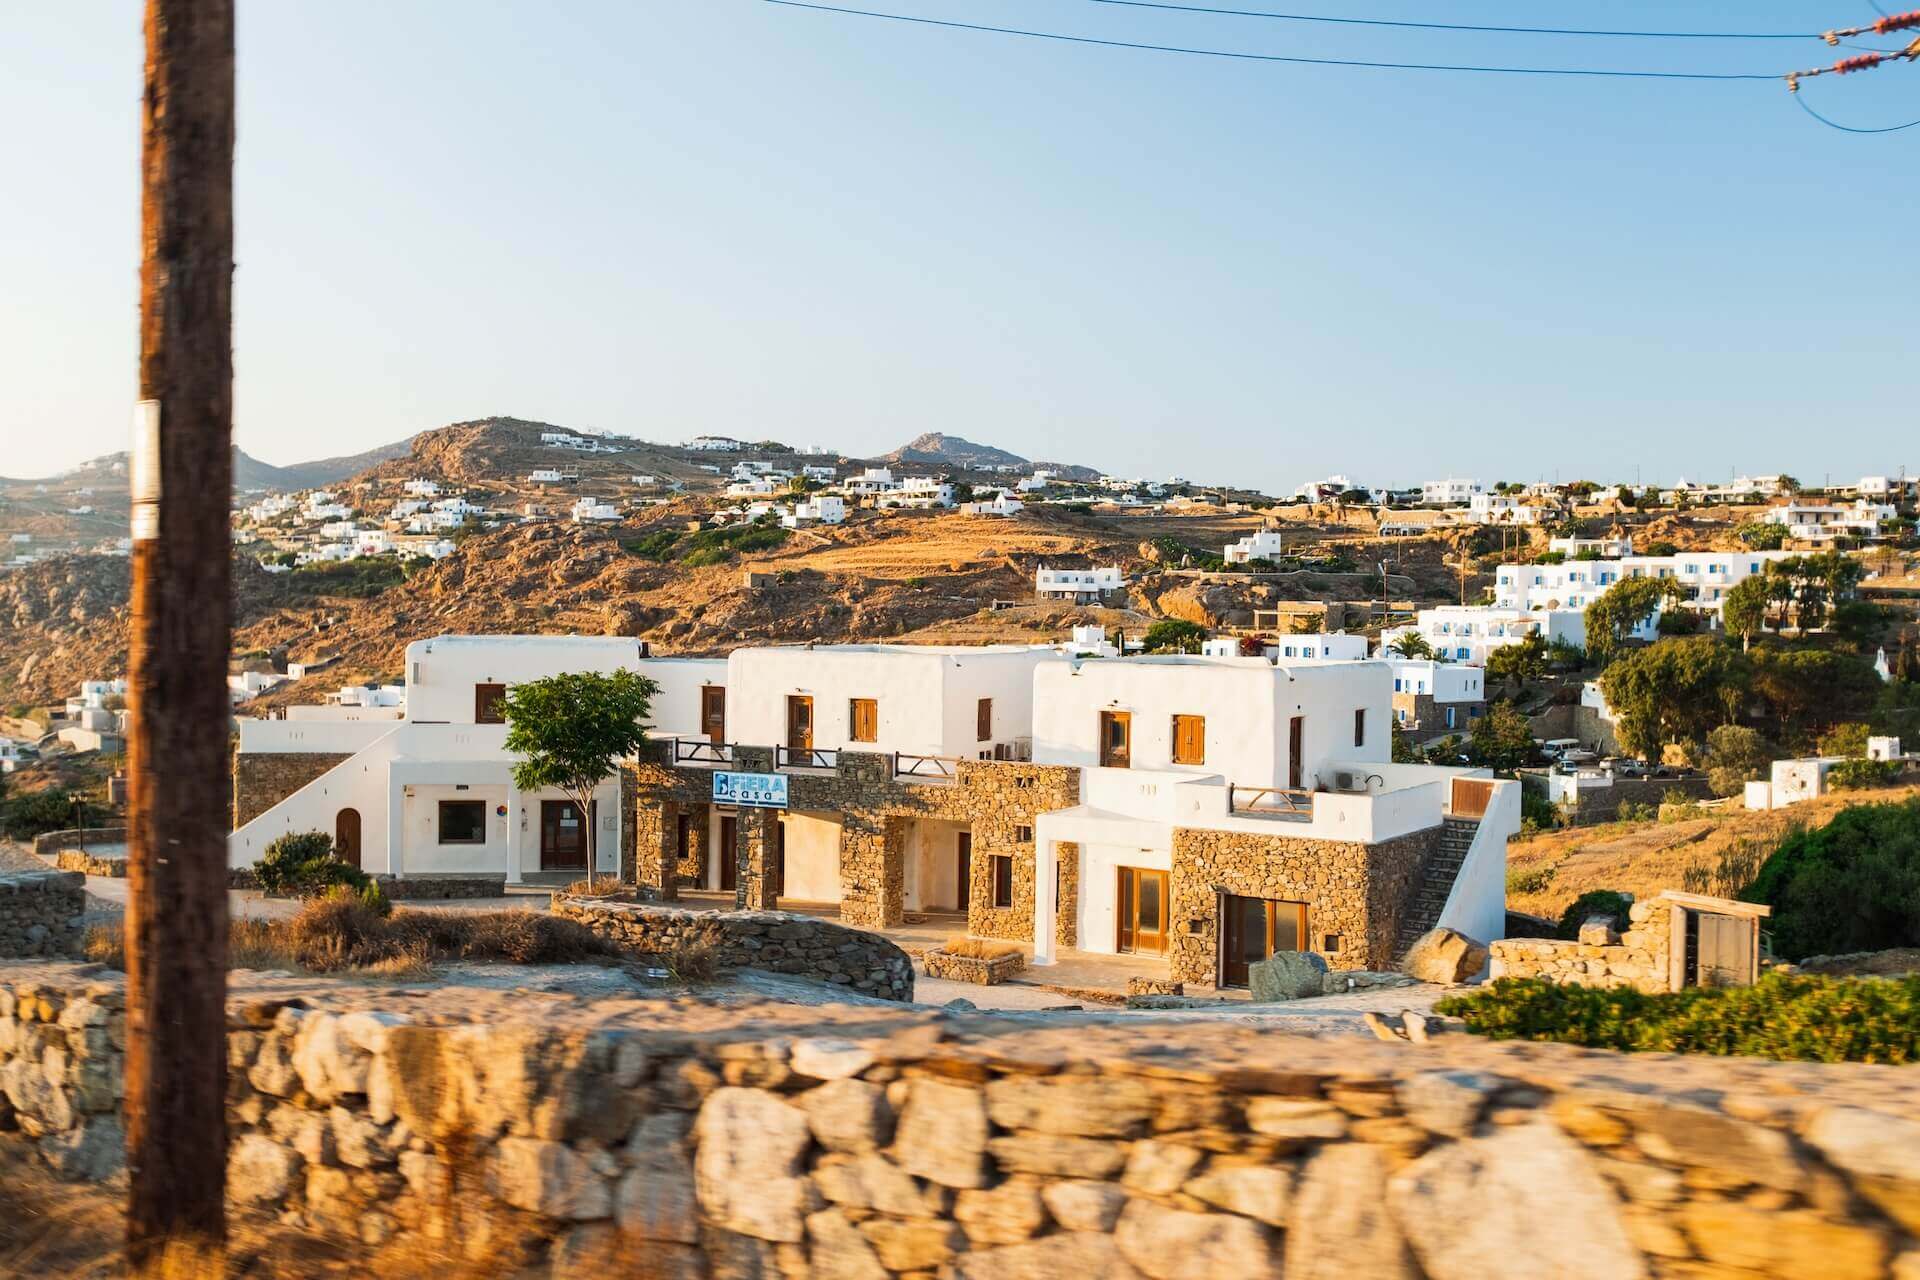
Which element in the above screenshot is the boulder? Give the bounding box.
[1248,951,1329,1001]
[1399,928,1489,985]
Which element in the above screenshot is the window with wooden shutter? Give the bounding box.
[849,697,878,743]
[1171,714,1205,765]
[475,683,507,724]
[977,697,993,742]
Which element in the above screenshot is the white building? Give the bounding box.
[842,467,897,497]
[685,436,746,452]
[228,670,291,705]
[1421,478,1485,507]
[1224,529,1290,564]
[1467,493,1540,525]
[528,469,564,484]
[781,496,846,527]
[230,637,726,883]
[1549,534,1632,558]
[1762,499,1893,544]
[1493,550,1795,617]
[878,477,954,509]
[571,498,621,523]
[1380,606,1585,666]
[1035,565,1126,604]
[726,478,777,499]
[959,494,1023,517]
[402,480,441,498]
[1855,476,1916,502]
[1261,633,1369,662]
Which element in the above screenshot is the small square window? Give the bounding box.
[1014,824,1033,843]
[438,799,486,844]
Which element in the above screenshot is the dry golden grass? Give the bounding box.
[940,934,1022,960]
[561,875,627,900]
[1505,784,1920,918]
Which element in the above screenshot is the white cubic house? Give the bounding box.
[1034,565,1126,604]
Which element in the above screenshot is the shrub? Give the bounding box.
[0,787,74,838]
[1436,974,1920,1064]
[1520,789,1559,833]
[1818,722,1872,759]
[254,830,389,913]
[1829,758,1899,790]
[1555,889,1633,939]
[941,935,1023,960]
[1506,864,1556,896]
[1704,724,1769,798]
[1615,801,1657,823]
[563,875,627,900]
[1743,797,1920,960]
[662,936,720,984]
[1142,619,1208,653]
[622,530,680,560]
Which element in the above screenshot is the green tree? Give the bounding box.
[1485,633,1547,694]
[503,670,659,870]
[1742,798,1920,960]
[1143,619,1208,654]
[1599,636,1748,762]
[1703,724,1769,798]
[1468,701,1535,771]
[1721,574,1771,652]
[1387,631,1434,660]
[1585,576,1687,667]
[1816,722,1871,759]
[1750,649,1881,749]
[1736,521,1787,550]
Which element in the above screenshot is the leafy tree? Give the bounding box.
[503,670,660,870]
[1387,632,1434,660]
[1736,521,1787,550]
[1555,890,1634,939]
[1585,576,1687,667]
[1703,724,1769,797]
[1599,636,1748,762]
[1142,619,1208,654]
[1468,701,1535,771]
[1721,575,1771,652]
[1742,798,1920,960]
[1485,633,1547,693]
[1643,541,1678,557]
[1391,729,1418,764]
[1749,649,1881,749]
[1816,722,1870,759]
[1,787,75,839]
[1544,636,1587,671]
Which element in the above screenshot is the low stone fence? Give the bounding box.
[53,849,125,878]
[31,826,127,856]
[2,961,1919,1277]
[1490,897,1676,992]
[0,871,86,959]
[551,896,915,1002]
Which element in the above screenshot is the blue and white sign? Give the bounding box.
[713,770,789,809]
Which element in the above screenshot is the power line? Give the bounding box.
[762,1,1781,80]
[1795,92,1920,130]
[1072,0,1814,41]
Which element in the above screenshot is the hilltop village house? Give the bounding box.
[230,637,1517,987]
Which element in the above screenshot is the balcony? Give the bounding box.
[776,745,840,772]
[1227,786,1315,821]
[893,752,962,783]
[672,739,734,767]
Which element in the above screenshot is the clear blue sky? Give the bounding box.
[4,2,1915,491]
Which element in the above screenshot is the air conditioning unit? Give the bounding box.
[1333,771,1356,792]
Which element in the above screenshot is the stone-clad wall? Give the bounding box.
[1169,824,1439,982]
[232,752,351,828]
[0,871,86,959]
[551,897,915,1002]
[1491,898,1678,993]
[31,827,128,856]
[3,963,1920,1277]
[624,746,1079,938]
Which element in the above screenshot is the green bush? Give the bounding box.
[1742,797,1920,959]
[254,830,389,914]
[285,556,407,598]
[1829,758,1898,791]
[1506,864,1556,896]
[1520,789,1559,833]
[1436,974,1920,1064]
[1142,619,1208,653]
[1,787,75,838]
[1555,889,1633,939]
[622,530,681,561]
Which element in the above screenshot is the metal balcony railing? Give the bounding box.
[1229,786,1315,820]
[673,739,734,766]
[776,745,839,771]
[894,752,961,781]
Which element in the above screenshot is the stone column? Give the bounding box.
[633,798,678,902]
[838,813,906,930]
[737,806,778,910]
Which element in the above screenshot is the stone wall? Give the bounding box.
[54,849,126,878]
[1169,824,1439,983]
[232,751,351,828]
[31,826,128,856]
[1490,898,1678,993]
[551,896,915,1002]
[3,961,1920,1278]
[0,871,85,959]
[624,746,1078,937]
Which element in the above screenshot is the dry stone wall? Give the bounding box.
[31,827,127,856]
[0,871,85,959]
[551,897,915,1002]
[232,751,351,828]
[1169,824,1438,982]
[3,961,1920,1278]
[1490,898,1677,992]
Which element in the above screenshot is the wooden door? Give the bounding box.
[1099,710,1132,768]
[1116,867,1169,955]
[701,685,727,743]
[956,832,972,911]
[786,695,814,752]
[1450,777,1494,819]
[1220,894,1309,987]
[719,815,738,890]
[540,800,587,871]
[334,808,361,870]
[1692,912,1753,988]
[1287,715,1305,790]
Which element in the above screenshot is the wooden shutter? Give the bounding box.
[1172,714,1205,765]
[850,698,878,743]
[977,697,993,742]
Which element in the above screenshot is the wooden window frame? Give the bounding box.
[1171,713,1206,766]
[1353,707,1366,749]
[474,682,508,725]
[1099,710,1132,768]
[989,854,1014,909]
[437,799,487,845]
[977,697,993,743]
[849,697,878,744]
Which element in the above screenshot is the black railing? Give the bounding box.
[776,745,839,771]
[1229,786,1315,819]
[674,739,734,766]
[893,752,961,781]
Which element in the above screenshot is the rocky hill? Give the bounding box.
[884,433,1027,471]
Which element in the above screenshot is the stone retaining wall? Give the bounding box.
[551,896,914,1002]
[1490,898,1678,993]
[0,872,85,959]
[231,751,351,828]
[2,962,1919,1278]
[54,849,126,878]
[31,826,127,856]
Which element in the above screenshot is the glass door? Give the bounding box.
[1220,894,1309,987]
[1116,867,1169,955]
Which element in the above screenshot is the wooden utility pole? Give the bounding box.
[126,0,235,1263]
